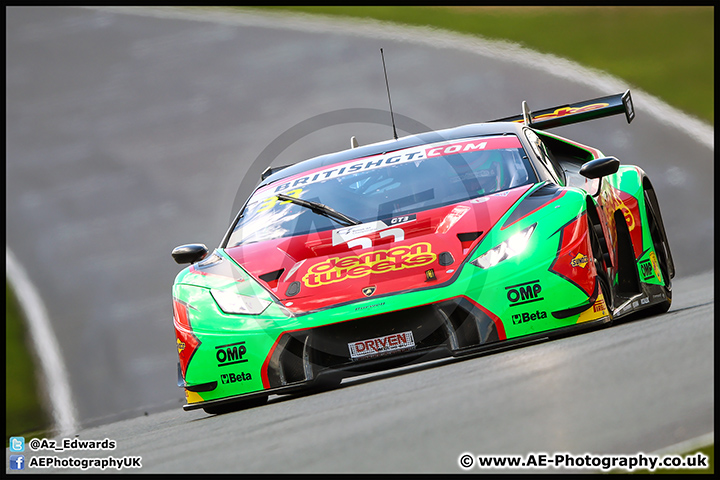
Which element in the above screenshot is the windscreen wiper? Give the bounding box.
[276,194,361,227]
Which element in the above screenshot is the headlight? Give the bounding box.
[470,224,536,269]
[210,289,271,315]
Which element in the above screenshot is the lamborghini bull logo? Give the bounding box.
[302,242,437,287]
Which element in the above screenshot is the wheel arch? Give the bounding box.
[641,176,675,279]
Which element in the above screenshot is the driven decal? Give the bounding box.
[302,242,437,287]
[348,331,415,360]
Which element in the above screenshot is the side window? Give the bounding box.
[524,129,565,186]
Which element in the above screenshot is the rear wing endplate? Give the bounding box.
[490,90,634,129]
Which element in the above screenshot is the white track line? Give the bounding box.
[11,7,711,438]
[6,248,78,437]
[650,431,714,457]
[93,6,713,151]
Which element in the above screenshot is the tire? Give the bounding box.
[203,395,268,415]
[642,189,672,315]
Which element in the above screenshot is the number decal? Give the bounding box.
[256,189,303,213]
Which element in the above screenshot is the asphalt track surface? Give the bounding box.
[6,7,713,473]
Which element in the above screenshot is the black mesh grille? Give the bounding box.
[265,297,500,388]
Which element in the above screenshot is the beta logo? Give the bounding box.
[511,310,548,325]
[216,341,248,367]
[506,280,543,306]
[220,372,252,384]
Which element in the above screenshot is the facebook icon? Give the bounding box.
[9,455,25,470]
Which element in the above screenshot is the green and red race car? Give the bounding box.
[172,90,674,414]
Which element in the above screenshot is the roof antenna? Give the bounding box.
[380,48,398,140]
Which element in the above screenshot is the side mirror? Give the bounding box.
[579,156,620,179]
[172,244,208,264]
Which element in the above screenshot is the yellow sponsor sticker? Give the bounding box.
[571,253,589,268]
[302,242,437,287]
[185,390,205,404]
[576,292,609,324]
[649,251,662,283]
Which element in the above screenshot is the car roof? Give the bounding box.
[259,121,526,188]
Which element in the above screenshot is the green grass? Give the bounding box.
[6,282,51,442]
[249,6,713,124]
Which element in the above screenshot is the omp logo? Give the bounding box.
[640,260,654,280]
[176,338,185,353]
[216,341,248,367]
[302,242,437,287]
[220,372,252,384]
[506,280,543,306]
[511,310,547,325]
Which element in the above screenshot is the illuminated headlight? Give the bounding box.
[470,224,536,269]
[210,289,271,315]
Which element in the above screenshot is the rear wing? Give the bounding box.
[490,90,634,129]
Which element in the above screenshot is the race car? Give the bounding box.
[172,90,674,414]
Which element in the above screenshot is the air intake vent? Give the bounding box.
[457,232,483,243]
[259,269,285,289]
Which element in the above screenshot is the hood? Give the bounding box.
[225,185,531,314]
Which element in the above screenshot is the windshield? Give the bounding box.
[227,135,535,247]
